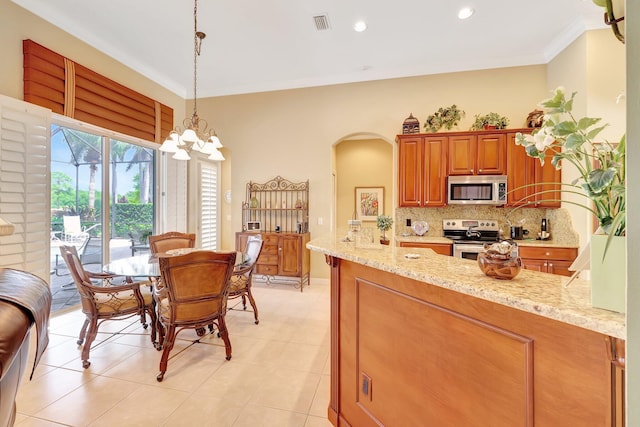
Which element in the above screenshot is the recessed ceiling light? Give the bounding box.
[354,21,367,32]
[458,7,475,20]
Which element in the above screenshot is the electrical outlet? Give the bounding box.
[318,217,323,225]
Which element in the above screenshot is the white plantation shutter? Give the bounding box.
[199,160,219,250]
[160,153,188,233]
[0,95,51,280]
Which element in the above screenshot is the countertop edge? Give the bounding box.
[308,237,625,339]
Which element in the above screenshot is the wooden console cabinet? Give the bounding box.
[238,176,311,291]
[236,231,310,291]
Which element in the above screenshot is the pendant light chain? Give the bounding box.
[159,0,225,161]
[193,0,199,116]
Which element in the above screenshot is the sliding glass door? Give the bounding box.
[109,139,155,260]
[51,122,156,276]
[51,125,104,273]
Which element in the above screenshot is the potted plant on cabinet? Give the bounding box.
[376,215,394,245]
[423,105,465,133]
[470,112,510,130]
[515,87,625,312]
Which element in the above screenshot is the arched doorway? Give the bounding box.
[332,133,394,234]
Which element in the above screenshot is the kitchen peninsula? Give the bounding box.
[308,235,625,427]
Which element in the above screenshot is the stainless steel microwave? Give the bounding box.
[447,175,507,205]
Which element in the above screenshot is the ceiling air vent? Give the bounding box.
[313,14,330,31]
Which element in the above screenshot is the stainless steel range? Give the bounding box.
[443,219,501,260]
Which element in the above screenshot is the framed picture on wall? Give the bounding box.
[355,187,384,221]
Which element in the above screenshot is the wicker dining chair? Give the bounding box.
[148,231,196,254]
[59,245,157,368]
[227,234,264,324]
[155,250,237,382]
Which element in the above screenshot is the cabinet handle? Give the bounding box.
[545,252,550,256]
[278,247,282,251]
[549,263,553,268]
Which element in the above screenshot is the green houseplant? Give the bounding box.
[515,87,626,312]
[424,105,465,133]
[470,112,510,130]
[376,214,393,245]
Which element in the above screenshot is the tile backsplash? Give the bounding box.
[395,206,579,245]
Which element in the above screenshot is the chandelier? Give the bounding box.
[159,0,225,161]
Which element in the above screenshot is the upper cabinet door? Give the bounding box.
[534,152,562,208]
[506,132,534,207]
[448,133,506,175]
[397,136,423,207]
[476,133,506,175]
[448,135,477,175]
[422,136,448,207]
[505,130,561,208]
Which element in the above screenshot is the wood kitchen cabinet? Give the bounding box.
[399,241,452,256]
[236,231,310,291]
[397,135,447,207]
[507,131,561,208]
[519,246,578,276]
[448,132,506,175]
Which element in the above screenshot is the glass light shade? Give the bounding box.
[209,135,223,148]
[208,148,225,161]
[159,134,179,153]
[199,141,216,155]
[173,149,191,160]
[181,128,198,143]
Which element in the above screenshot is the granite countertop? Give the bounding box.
[308,235,625,339]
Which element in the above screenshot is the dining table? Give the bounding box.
[103,249,250,349]
[103,249,250,279]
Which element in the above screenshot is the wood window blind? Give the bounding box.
[23,39,173,143]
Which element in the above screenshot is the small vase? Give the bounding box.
[379,231,390,245]
[250,196,259,208]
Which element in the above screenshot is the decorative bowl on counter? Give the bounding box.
[411,221,429,236]
[477,241,522,280]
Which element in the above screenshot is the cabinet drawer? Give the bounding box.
[256,264,278,275]
[519,246,577,261]
[261,245,278,256]
[262,234,280,245]
[258,254,278,265]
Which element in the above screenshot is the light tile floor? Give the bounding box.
[16,279,332,427]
